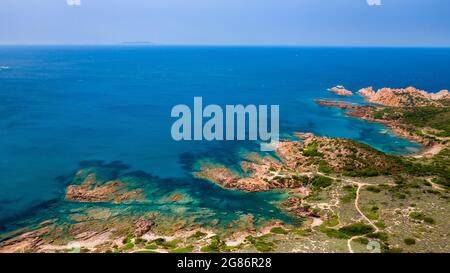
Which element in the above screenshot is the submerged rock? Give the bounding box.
[166,193,184,202]
[65,173,144,203]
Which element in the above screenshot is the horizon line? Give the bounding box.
[1,43,450,49]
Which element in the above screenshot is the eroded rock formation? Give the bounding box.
[358,86,449,107]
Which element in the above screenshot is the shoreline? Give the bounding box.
[315,99,446,158]
[1,89,449,253]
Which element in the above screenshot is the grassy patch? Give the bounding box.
[339,223,375,237]
[319,223,374,239]
[404,238,416,245]
[362,206,380,220]
[145,244,158,250]
[310,175,333,189]
[135,250,158,253]
[375,221,386,229]
[354,237,369,245]
[270,227,288,235]
[293,228,313,236]
[409,211,435,224]
[188,231,207,240]
[323,214,339,227]
[384,247,403,253]
[366,186,381,193]
[366,232,389,242]
[120,242,134,251]
[318,160,334,174]
[303,142,321,157]
[341,185,357,203]
[169,246,194,253]
[200,236,230,253]
[152,238,182,249]
[245,235,276,252]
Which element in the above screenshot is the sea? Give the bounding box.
[1,46,449,233]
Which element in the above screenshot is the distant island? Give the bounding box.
[120,41,156,45]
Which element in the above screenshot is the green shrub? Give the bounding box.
[153,238,181,249]
[120,242,134,251]
[375,221,386,229]
[362,206,380,220]
[245,236,276,252]
[188,231,207,240]
[145,244,158,250]
[355,237,369,245]
[122,233,134,244]
[367,232,389,242]
[135,250,158,253]
[169,246,194,253]
[318,161,334,174]
[324,215,339,227]
[409,211,434,224]
[384,247,403,253]
[270,227,288,235]
[341,185,357,203]
[201,236,229,253]
[366,186,381,193]
[293,228,313,236]
[409,211,423,220]
[303,142,321,157]
[339,223,375,237]
[404,238,416,245]
[320,223,374,239]
[311,175,333,189]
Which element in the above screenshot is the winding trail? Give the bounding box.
[346,183,380,253]
[316,172,380,253]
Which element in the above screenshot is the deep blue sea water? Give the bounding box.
[1,46,450,231]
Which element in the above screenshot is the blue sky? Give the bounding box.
[0,0,449,46]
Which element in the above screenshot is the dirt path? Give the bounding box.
[316,172,380,253]
[353,183,379,231]
[427,177,446,191]
[346,183,380,253]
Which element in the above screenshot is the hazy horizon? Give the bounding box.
[1,0,450,47]
[1,44,450,48]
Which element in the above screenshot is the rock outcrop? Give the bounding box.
[0,227,49,253]
[357,86,449,107]
[134,218,154,237]
[327,85,353,96]
[281,197,316,217]
[65,173,144,203]
[194,164,272,192]
[316,99,370,111]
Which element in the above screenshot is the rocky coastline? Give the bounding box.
[357,86,449,107]
[1,86,449,253]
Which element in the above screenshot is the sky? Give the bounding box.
[0,0,449,46]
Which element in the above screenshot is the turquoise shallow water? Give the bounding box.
[1,46,449,232]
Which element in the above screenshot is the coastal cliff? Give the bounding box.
[357,86,450,107]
